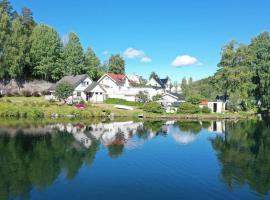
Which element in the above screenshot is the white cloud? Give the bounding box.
[141,56,152,63]
[124,48,145,58]
[171,55,198,67]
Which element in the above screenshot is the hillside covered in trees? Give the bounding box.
[182,32,270,112]
[0,0,125,82]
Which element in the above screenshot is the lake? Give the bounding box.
[0,119,269,200]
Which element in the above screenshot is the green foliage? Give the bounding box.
[84,47,104,81]
[30,24,63,81]
[63,32,84,75]
[177,103,201,114]
[108,54,125,74]
[105,98,143,107]
[54,81,74,101]
[0,7,11,79]
[176,121,202,134]
[152,94,162,101]
[210,120,270,196]
[186,95,202,105]
[149,71,159,80]
[135,91,149,103]
[0,128,99,199]
[201,106,211,114]
[143,102,163,114]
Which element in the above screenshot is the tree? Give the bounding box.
[152,94,162,101]
[249,32,270,111]
[107,54,125,74]
[6,17,28,79]
[63,32,84,75]
[84,48,103,81]
[54,81,74,102]
[186,95,202,105]
[0,8,11,79]
[149,71,159,80]
[189,77,193,85]
[21,7,35,35]
[135,91,149,103]
[30,24,63,81]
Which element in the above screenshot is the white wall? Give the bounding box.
[163,94,178,104]
[147,78,161,87]
[208,102,225,113]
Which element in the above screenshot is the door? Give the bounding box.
[213,103,217,113]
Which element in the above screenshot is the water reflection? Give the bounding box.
[210,120,270,196]
[1,119,270,199]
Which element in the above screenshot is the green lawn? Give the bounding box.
[0,97,255,119]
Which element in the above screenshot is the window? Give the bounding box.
[77,92,81,97]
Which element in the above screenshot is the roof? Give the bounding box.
[152,77,169,88]
[107,73,127,85]
[56,74,89,88]
[84,82,105,92]
[164,92,185,100]
[160,78,169,85]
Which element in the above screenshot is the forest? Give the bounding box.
[0,0,125,82]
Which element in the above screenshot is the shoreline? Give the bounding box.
[0,97,256,120]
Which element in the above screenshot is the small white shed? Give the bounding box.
[207,101,226,113]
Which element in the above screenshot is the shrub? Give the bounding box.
[22,90,32,97]
[202,106,211,114]
[143,102,163,114]
[41,90,50,95]
[55,81,74,102]
[13,91,20,96]
[152,94,163,101]
[177,103,201,114]
[186,95,202,105]
[33,91,41,97]
[5,91,13,97]
[30,110,44,119]
[135,91,149,103]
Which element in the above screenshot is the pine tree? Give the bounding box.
[84,47,103,80]
[63,32,84,75]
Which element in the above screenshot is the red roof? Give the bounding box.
[107,73,126,84]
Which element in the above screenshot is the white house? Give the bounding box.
[147,77,171,91]
[47,74,106,103]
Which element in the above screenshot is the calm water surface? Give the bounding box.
[0,119,269,200]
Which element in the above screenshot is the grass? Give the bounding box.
[0,96,255,119]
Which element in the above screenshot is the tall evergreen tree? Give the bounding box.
[107,54,125,74]
[84,48,103,81]
[63,32,84,75]
[0,7,11,79]
[30,24,63,81]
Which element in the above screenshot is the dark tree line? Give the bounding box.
[0,0,125,82]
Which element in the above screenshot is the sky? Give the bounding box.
[11,0,270,82]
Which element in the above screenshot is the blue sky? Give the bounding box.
[11,0,270,82]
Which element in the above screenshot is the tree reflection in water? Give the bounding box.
[211,119,270,197]
[2,119,269,199]
[0,129,99,200]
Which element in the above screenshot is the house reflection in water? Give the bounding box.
[208,121,225,134]
[50,121,144,149]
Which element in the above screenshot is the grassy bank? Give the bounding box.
[0,97,255,120]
